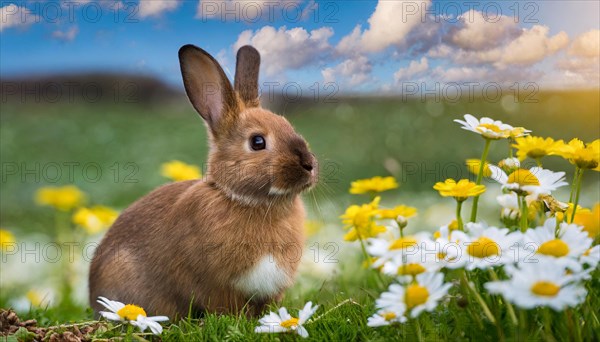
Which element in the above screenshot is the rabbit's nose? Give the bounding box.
[291,139,315,172]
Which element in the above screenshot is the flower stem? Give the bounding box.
[488,269,518,326]
[519,195,529,232]
[570,168,584,222]
[414,317,424,342]
[358,237,371,266]
[461,271,496,324]
[470,139,491,222]
[568,167,579,204]
[456,200,464,230]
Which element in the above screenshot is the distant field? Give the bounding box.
[1,91,599,233]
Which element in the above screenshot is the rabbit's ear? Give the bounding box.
[234,45,260,108]
[179,44,239,135]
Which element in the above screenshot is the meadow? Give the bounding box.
[1,89,599,340]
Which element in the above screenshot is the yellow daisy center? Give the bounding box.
[507,169,540,186]
[398,263,426,276]
[389,237,418,250]
[531,281,560,297]
[477,123,502,133]
[405,285,429,309]
[382,312,396,321]
[280,317,299,328]
[117,304,147,320]
[537,239,569,257]
[467,237,500,258]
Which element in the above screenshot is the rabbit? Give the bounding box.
[89,44,318,319]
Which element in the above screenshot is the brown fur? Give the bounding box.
[89,45,317,318]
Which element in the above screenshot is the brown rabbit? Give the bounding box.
[88,45,317,318]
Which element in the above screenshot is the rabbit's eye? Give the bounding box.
[250,135,266,151]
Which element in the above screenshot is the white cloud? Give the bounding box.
[448,10,520,51]
[0,4,39,32]
[553,29,600,87]
[394,57,428,82]
[442,23,568,68]
[138,0,180,18]
[431,66,490,83]
[500,25,568,66]
[197,0,302,21]
[337,0,432,54]
[569,29,600,58]
[51,26,78,42]
[321,56,372,87]
[233,25,333,76]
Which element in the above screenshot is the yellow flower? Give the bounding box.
[512,136,563,161]
[349,176,398,194]
[573,203,600,239]
[341,197,385,241]
[161,160,202,181]
[1,229,16,253]
[35,185,86,211]
[73,206,119,234]
[433,179,486,201]
[378,205,417,220]
[556,203,589,223]
[509,127,531,139]
[466,159,491,177]
[556,139,600,170]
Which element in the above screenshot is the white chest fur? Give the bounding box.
[233,254,290,298]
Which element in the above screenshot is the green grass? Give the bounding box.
[1,91,599,340]
[10,266,600,341]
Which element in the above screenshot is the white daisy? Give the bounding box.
[521,218,592,272]
[485,261,587,311]
[454,114,516,140]
[97,297,169,335]
[580,245,600,269]
[373,272,452,319]
[254,302,318,338]
[498,157,520,172]
[488,166,567,201]
[457,222,522,270]
[366,233,432,268]
[497,192,520,220]
[381,248,442,283]
[367,310,407,327]
[433,224,468,270]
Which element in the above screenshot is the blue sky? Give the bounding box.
[1,0,599,92]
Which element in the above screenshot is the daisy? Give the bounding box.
[485,261,587,310]
[555,138,599,171]
[457,222,522,270]
[454,114,517,140]
[488,166,567,201]
[367,233,432,268]
[350,176,398,194]
[522,218,592,270]
[466,159,491,177]
[97,297,169,335]
[433,178,486,202]
[497,158,520,173]
[367,310,407,327]
[381,249,442,283]
[580,245,600,269]
[255,302,318,338]
[340,197,386,241]
[497,192,520,220]
[512,136,563,161]
[433,224,468,269]
[373,272,452,319]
